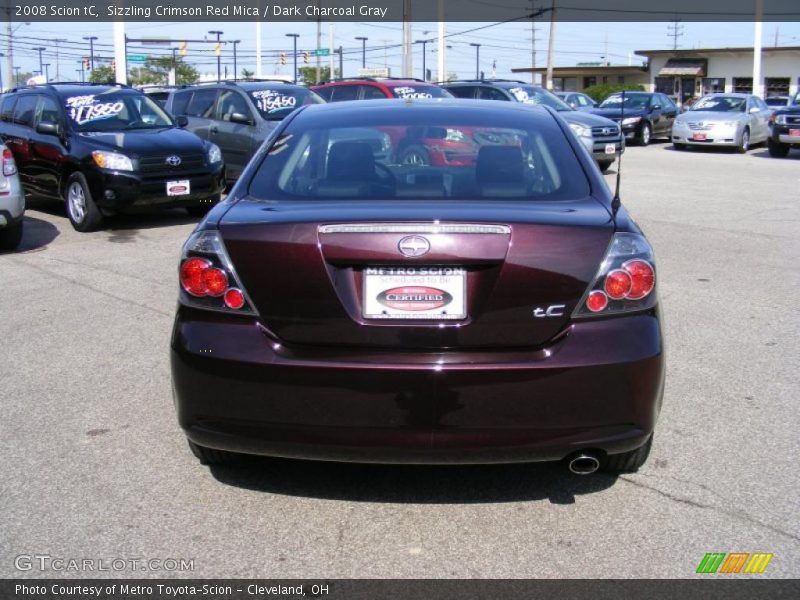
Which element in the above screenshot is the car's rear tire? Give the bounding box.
[602,435,653,473]
[673,142,686,151]
[0,219,23,251]
[737,128,750,154]
[597,160,614,173]
[187,439,242,466]
[65,173,103,232]
[767,138,790,158]
[637,122,651,146]
[398,144,431,166]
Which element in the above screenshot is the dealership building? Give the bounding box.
[513,46,800,103]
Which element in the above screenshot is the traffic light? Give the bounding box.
[214,42,221,56]
[180,41,188,57]
[279,53,287,65]
[303,51,310,64]
[83,57,90,70]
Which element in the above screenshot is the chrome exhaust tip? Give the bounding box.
[568,453,601,475]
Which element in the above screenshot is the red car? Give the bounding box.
[171,99,664,475]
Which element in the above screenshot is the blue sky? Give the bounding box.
[7,20,800,81]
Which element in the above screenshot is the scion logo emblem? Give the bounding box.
[165,155,182,167]
[397,235,430,258]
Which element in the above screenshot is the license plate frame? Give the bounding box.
[789,129,800,137]
[604,143,616,155]
[362,267,467,320]
[692,133,708,141]
[166,180,191,196]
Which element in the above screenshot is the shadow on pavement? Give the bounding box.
[209,458,617,505]
[749,148,800,160]
[3,215,61,254]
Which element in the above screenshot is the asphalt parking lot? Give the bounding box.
[1,142,798,579]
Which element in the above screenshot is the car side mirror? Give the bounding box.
[175,115,189,127]
[230,112,253,125]
[36,121,60,136]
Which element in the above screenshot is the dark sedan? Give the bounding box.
[171,99,664,475]
[591,91,678,145]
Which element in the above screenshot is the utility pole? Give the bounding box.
[53,39,66,80]
[76,68,83,83]
[285,33,299,84]
[36,47,46,76]
[169,48,177,85]
[315,0,321,84]
[529,0,539,84]
[83,36,98,70]
[545,0,556,90]
[255,1,262,77]
[437,0,446,83]
[667,17,684,51]
[402,0,413,78]
[4,21,12,92]
[42,63,50,82]
[415,39,429,80]
[0,54,4,91]
[753,0,764,97]
[113,21,127,84]
[329,23,335,78]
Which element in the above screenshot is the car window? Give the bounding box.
[756,98,769,111]
[0,95,17,122]
[506,86,571,111]
[216,90,251,121]
[186,89,218,118]
[247,87,323,119]
[170,90,192,115]
[600,94,651,110]
[37,95,61,125]
[478,87,509,101]
[248,112,591,202]
[360,85,387,100]
[445,86,477,99]
[63,91,174,131]
[387,85,451,99]
[314,87,334,102]
[689,95,746,112]
[12,95,39,127]
[330,86,359,102]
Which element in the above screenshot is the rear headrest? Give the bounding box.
[327,142,375,181]
[476,145,525,184]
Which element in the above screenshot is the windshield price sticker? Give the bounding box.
[66,96,124,124]
[394,87,433,99]
[251,90,296,113]
[509,87,539,105]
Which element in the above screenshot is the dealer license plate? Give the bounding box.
[692,133,707,141]
[789,129,800,137]
[167,180,190,196]
[363,267,466,320]
[604,144,616,155]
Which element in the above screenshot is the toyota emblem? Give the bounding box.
[602,127,611,135]
[165,155,182,167]
[398,235,430,258]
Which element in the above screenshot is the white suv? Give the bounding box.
[0,142,24,250]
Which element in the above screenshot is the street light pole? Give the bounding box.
[470,43,481,79]
[232,40,240,79]
[76,67,83,83]
[285,33,299,84]
[355,37,368,70]
[209,30,223,82]
[415,40,428,80]
[35,47,45,76]
[83,36,97,70]
[42,63,50,82]
[14,66,20,87]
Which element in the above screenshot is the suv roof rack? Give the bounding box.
[8,81,129,93]
[179,78,296,88]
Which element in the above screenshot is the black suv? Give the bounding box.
[442,80,624,172]
[0,83,226,232]
[767,99,800,157]
[166,80,323,183]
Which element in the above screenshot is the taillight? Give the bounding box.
[178,230,257,315]
[2,149,17,176]
[573,233,657,317]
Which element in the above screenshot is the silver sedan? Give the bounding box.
[671,93,772,153]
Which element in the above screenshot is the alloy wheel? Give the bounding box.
[67,182,86,223]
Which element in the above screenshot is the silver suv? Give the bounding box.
[0,142,24,250]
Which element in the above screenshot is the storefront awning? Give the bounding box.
[658,59,707,76]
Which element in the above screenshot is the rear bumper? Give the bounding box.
[171,310,665,464]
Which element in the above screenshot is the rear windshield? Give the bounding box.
[689,96,746,112]
[599,94,651,110]
[505,86,571,111]
[64,91,173,131]
[387,85,452,99]
[248,87,324,119]
[248,110,590,202]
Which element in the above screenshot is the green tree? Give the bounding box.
[297,66,340,86]
[240,68,254,79]
[13,71,33,87]
[88,64,116,84]
[138,56,199,85]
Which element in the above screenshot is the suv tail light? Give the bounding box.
[573,233,657,317]
[3,149,17,176]
[178,230,257,315]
